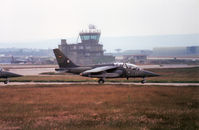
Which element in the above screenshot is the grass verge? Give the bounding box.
[0,84,198,129]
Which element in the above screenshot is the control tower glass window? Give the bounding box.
[85,36,90,40]
[91,35,97,40]
[80,32,101,44]
[80,35,99,41]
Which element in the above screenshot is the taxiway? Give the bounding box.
[0,82,198,86]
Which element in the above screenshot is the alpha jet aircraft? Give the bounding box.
[0,68,22,84]
[53,49,160,84]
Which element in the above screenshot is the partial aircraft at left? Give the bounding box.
[0,68,22,84]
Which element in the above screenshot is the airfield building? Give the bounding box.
[115,55,147,64]
[58,26,115,65]
[152,46,199,57]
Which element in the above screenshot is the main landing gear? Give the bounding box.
[141,77,146,84]
[98,78,105,84]
[4,78,9,84]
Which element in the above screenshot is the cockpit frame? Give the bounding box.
[114,63,140,70]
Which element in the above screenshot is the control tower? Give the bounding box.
[79,24,101,44]
[57,25,115,65]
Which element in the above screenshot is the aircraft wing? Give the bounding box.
[83,66,117,73]
[81,66,121,78]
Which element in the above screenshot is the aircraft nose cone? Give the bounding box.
[143,70,160,77]
[7,72,22,77]
[13,73,23,77]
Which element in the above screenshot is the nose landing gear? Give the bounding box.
[141,77,146,84]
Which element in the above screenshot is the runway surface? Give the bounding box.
[0,82,199,86]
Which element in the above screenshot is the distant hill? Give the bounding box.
[102,34,199,52]
[0,34,198,52]
[0,48,53,57]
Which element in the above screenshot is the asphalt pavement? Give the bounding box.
[0,82,199,86]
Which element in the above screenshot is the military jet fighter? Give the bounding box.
[11,56,28,64]
[53,49,160,84]
[0,68,22,84]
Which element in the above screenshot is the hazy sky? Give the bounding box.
[0,0,199,43]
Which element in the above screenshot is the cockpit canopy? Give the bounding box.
[0,68,2,72]
[114,63,141,70]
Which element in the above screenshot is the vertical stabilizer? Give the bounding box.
[53,49,78,68]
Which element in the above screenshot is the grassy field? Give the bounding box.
[3,67,199,83]
[0,84,198,129]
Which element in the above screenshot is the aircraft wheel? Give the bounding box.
[141,80,145,84]
[141,79,146,84]
[98,79,105,84]
[141,77,146,84]
[4,80,8,84]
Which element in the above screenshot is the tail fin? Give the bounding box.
[11,56,14,63]
[53,49,78,68]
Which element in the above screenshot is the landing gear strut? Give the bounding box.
[141,77,146,84]
[98,78,105,84]
[4,78,9,84]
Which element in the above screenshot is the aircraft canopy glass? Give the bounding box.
[114,63,140,70]
[126,63,139,69]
